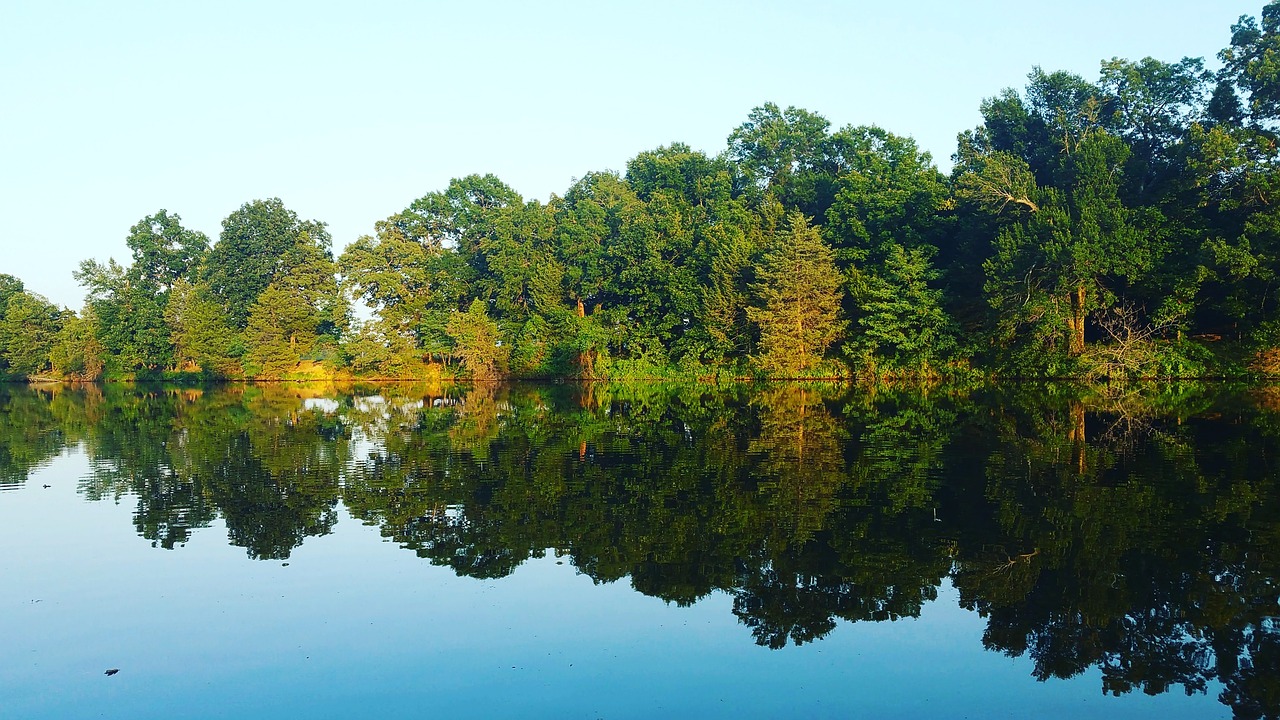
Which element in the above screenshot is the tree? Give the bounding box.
[124,210,209,292]
[954,66,1169,369]
[234,222,345,378]
[554,172,618,319]
[476,200,565,323]
[845,245,959,377]
[823,126,952,265]
[819,126,958,375]
[1219,1,1280,125]
[74,259,171,375]
[728,103,836,215]
[275,231,346,341]
[165,279,240,377]
[689,197,763,363]
[404,174,522,279]
[70,211,209,377]
[0,274,23,311]
[1098,57,1208,197]
[554,169,701,364]
[205,198,331,329]
[0,274,24,375]
[955,151,1041,215]
[982,134,1159,362]
[0,291,65,377]
[243,282,318,378]
[746,213,845,375]
[626,142,735,206]
[958,69,1114,188]
[340,216,463,371]
[49,307,105,380]
[446,299,507,378]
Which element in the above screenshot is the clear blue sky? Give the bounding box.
[0,0,1258,309]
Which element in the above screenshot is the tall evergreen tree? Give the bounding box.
[447,299,507,378]
[747,213,845,375]
[165,279,240,377]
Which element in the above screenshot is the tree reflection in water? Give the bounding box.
[2,381,1278,718]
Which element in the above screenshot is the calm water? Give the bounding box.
[2,382,1277,719]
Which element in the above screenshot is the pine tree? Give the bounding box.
[446,299,507,378]
[165,279,240,377]
[747,213,846,375]
[846,245,959,377]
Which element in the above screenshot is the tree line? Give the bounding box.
[5,4,1280,381]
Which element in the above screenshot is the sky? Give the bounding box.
[0,0,1261,309]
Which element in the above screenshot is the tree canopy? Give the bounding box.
[5,3,1280,382]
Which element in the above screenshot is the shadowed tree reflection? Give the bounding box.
[342,382,957,648]
[5,381,1280,717]
[77,386,216,548]
[0,384,90,489]
[74,384,346,557]
[950,389,1280,718]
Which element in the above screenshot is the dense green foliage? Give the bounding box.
[7,4,1280,381]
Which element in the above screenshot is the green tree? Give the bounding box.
[845,245,959,377]
[49,307,105,380]
[205,198,331,329]
[1098,57,1208,197]
[1219,1,1280,124]
[446,299,507,378]
[728,103,836,215]
[405,174,521,278]
[124,210,209,291]
[0,274,24,375]
[690,198,762,363]
[165,279,240,377]
[746,213,845,375]
[243,282,319,378]
[0,291,65,377]
[341,214,465,363]
[70,210,209,377]
[0,274,23,312]
[74,258,171,375]
[823,126,952,267]
[550,170,698,366]
[983,134,1159,361]
[240,227,344,377]
[340,216,461,373]
[476,200,565,325]
[820,126,959,375]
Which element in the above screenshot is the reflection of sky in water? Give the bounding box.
[1,449,1228,719]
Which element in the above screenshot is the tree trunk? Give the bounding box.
[797,311,805,371]
[1068,401,1086,475]
[797,390,806,466]
[1068,285,1086,356]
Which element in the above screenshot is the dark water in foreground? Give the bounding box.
[2,382,1278,719]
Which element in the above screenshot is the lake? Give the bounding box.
[1,381,1276,719]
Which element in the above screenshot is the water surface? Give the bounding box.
[2,382,1277,718]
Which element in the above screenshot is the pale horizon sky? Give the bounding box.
[0,0,1259,309]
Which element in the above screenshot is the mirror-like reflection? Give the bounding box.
[2,381,1278,718]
